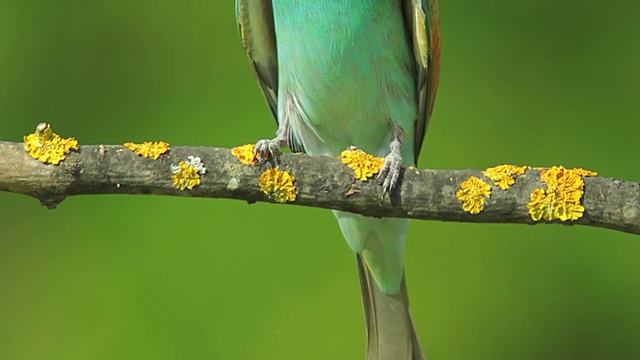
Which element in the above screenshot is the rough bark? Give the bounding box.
[0,141,638,235]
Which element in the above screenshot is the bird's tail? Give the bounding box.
[356,254,425,360]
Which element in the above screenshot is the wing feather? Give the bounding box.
[404,0,441,162]
[235,0,279,120]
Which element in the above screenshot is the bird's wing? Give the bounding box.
[235,0,279,120]
[404,0,441,162]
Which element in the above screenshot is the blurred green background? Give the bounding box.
[1,1,639,359]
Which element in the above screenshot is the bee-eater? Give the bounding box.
[236,1,441,359]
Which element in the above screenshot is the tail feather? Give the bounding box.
[357,254,425,360]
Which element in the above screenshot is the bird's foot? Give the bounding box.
[377,140,403,200]
[254,137,284,166]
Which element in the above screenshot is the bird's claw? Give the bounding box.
[254,138,282,166]
[377,150,403,200]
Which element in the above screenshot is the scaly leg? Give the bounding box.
[378,124,404,199]
[254,121,290,165]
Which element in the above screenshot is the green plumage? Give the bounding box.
[236,0,440,358]
[272,0,417,163]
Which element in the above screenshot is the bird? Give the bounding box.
[235,1,440,359]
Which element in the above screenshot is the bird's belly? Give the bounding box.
[291,74,399,158]
[273,2,417,159]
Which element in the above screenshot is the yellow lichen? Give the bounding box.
[339,147,384,181]
[527,166,597,221]
[124,141,170,159]
[528,188,557,221]
[171,156,207,190]
[23,122,79,164]
[483,164,528,190]
[172,162,202,190]
[232,144,259,165]
[259,168,298,203]
[456,176,492,214]
[572,168,598,177]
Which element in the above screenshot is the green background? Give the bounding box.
[1,1,639,359]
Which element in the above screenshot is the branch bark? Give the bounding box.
[1,141,638,235]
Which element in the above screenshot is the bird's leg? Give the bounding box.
[378,124,404,199]
[255,92,309,165]
[254,122,290,166]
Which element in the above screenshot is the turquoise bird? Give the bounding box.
[236,1,441,359]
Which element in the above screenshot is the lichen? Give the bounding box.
[527,166,597,221]
[171,156,207,190]
[23,122,79,164]
[339,147,384,181]
[483,164,528,190]
[124,141,170,159]
[456,176,492,214]
[231,144,259,165]
[259,168,298,203]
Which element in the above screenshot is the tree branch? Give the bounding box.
[1,141,638,235]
